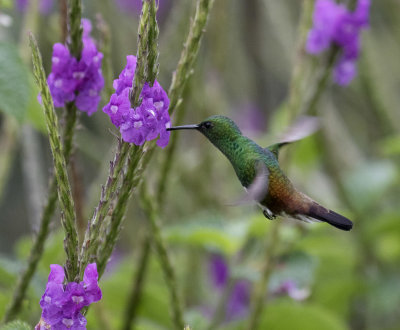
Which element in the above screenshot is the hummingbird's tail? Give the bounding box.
[306,204,353,231]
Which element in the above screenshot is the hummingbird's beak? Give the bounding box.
[167,124,200,131]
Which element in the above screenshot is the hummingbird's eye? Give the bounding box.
[203,121,213,129]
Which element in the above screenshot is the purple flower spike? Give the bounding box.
[37,263,102,329]
[209,254,229,289]
[103,55,171,148]
[45,18,104,115]
[306,0,370,85]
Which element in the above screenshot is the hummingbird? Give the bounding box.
[167,115,353,231]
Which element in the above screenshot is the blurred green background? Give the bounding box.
[0,0,400,329]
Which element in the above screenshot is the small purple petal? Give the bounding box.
[48,264,65,284]
[334,55,357,86]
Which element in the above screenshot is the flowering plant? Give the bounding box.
[103,55,171,147]
[36,264,101,329]
[306,0,370,85]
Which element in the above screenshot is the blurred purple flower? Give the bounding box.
[306,0,370,86]
[36,263,101,329]
[103,55,171,148]
[207,254,251,322]
[46,18,104,115]
[273,280,310,301]
[226,280,251,321]
[16,0,54,15]
[209,254,229,289]
[16,0,28,12]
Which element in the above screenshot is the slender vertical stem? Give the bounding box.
[147,0,159,86]
[121,236,152,330]
[246,222,281,330]
[29,34,78,282]
[157,0,215,205]
[3,0,84,322]
[96,145,144,278]
[130,0,151,108]
[67,0,83,59]
[286,0,314,120]
[2,178,57,324]
[140,191,185,330]
[207,278,236,330]
[79,141,130,277]
[93,0,160,277]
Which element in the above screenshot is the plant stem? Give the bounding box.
[207,278,236,330]
[246,221,281,330]
[121,235,152,330]
[79,140,130,278]
[147,0,159,86]
[130,0,151,108]
[96,145,144,278]
[2,178,58,324]
[286,0,314,121]
[140,190,185,330]
[3,1,84,322]
[29,34,78,282]
[157,0,215,205]
[67,0,83,59]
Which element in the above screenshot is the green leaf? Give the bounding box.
[0,320,31,330]
[343,161,398,213]
[258,301,348,330]
[0,43,30,122]
[164,215,247,255]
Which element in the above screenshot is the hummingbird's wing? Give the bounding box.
[230,161,269,206]
[267,116,320,158]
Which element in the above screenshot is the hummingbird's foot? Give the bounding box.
[263,209,276,220]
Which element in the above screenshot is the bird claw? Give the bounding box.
[263,209,276,220]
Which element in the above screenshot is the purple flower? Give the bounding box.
[209,254,229,289]
[333,55,357,86]
[306,0,370,85]
[45,18,104,115]
[103,55,171,148]
[272,280,310,301]
[306,0,346,54]
[16,0,54,15]
[207,254,251,322]
[16,0,29,12]
[226,280,251,321]
[37,263,102,329]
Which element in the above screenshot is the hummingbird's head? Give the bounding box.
[167,115,242,143]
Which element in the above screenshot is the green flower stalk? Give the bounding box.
[67,0,83,59]
[29,34,79,282]
[96,145,144,277]
[157,0,215,204]
[147,0,159,86]
[118,0,215,325]
[80,0,158,279]
[78,140,130,277]
[130,0,151,108]
[3,0,86,322]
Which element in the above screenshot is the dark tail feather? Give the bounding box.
[308,205,353,231]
